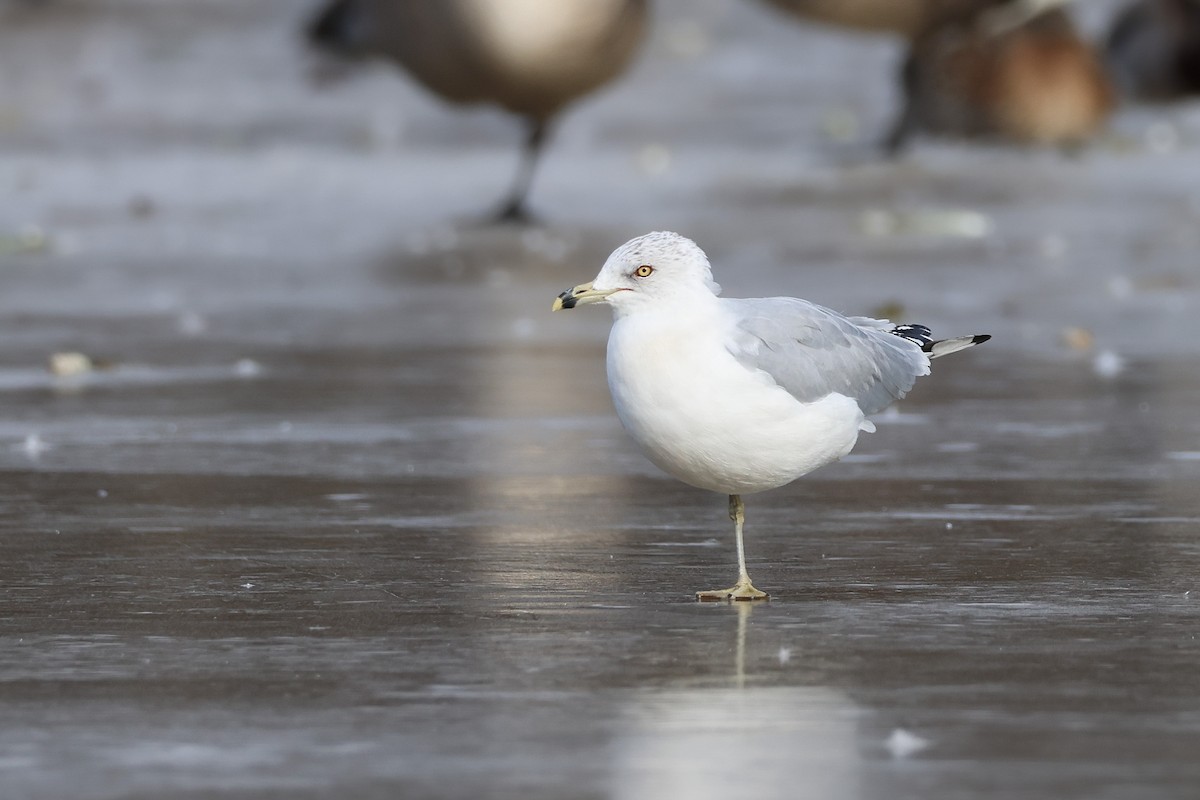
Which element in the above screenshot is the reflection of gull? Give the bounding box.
[613,604,925,795]
[553,232,988,600]
[306,0,648,221]
[614,603,861,798]
[612,685,862,799]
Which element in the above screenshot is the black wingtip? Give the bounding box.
[972,334,992,345]
[891,323,935,351]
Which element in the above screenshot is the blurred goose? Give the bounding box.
[1105,0,1200,102]
[307,0,649,221]
[886,0,1115,151]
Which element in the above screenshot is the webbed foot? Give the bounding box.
[696,581,770,602]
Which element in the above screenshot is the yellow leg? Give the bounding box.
[696,494,769,602]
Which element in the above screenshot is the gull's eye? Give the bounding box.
[634,265,654,278]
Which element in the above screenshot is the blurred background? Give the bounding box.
[1,0,1199,797]
[1,0,1196,366]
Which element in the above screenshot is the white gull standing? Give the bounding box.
[553,231,989,601]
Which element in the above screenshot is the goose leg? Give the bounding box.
[494,117,549,223]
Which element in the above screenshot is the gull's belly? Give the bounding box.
[607,323,866,494]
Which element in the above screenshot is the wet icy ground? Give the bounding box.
[1,0,1199,798]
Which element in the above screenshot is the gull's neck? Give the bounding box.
[609,288,722,324]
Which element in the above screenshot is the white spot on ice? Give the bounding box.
[20,433,49,459]
[885,728,930,758]
[1092,350,1124,380]
[234,358,262,378]
[935,441,978,454]
[48,351,93,377]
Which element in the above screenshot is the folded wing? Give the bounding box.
[724,297,931,416]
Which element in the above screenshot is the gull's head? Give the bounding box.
[552,231,722,316]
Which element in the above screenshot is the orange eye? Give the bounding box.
[634,265,654,278]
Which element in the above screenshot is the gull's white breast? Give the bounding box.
[605,304,869,494]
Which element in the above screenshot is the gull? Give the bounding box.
[306,0,649,222]
[553,232,989,601]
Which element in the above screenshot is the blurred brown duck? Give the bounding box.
[886,0,1115,152]
[759,0,974,37]
[307,0,648,222]
[1105,0,1200,102]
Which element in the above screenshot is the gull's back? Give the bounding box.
[723,297,931,417]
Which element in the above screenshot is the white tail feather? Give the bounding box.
[930,334,990,358]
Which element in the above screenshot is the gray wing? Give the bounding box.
[724,297,930,415]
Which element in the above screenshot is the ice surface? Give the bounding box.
[1,0,1199,799]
